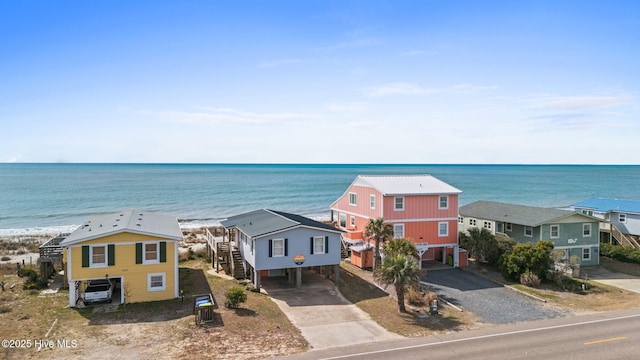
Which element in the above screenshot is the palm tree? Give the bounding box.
[375,237,422,313]
[364,218,393,270]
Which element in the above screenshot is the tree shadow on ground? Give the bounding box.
[337,268,388,304]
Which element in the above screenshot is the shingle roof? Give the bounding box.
[60,209,183,246]
[220,209,342,238]
[572,198,640,215]
[353,174,462,195]
[459,201,582,227]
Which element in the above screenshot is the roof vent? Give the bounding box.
[120,213,124,216]
[113,224,118,227]
[100,224,103,227]
[136,223,141,227]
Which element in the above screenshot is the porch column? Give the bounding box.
[334,264,340,285]
[442,248,447,265]
[254,268,261,290]
[325,265,330,279]
[453,245,459,268]
[288,268,294,284]
[296,267,302,288]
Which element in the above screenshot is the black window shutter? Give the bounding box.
[310,237,314,254]
[108,244,115,266]
[268,239,273,257]
[135,243,143,264]
[82,245,89,267]
[159,241,167,262]
[325,236,329,254]
[284,238,288,256]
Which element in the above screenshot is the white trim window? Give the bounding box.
[394,197,404,211]
[469,218,477,227]
[272,239,285,257]
[483,221,492,230]
[497,223,504,233]
[550,225,560,239]
[313,236,326,254]
[619,213,627,223]
[582,248,591,261]
[439,195,449,209]
[393,224,404,239]
[506,223,512,232]
[349,192,357,206]
[524,226,533,237]
[143,242,160,264]
[458,216,464,224]
[90,245,107,268]
[370,194,376,210]
[350,216,356,228]
[148,273,166,292]
[438,222,449,237]
[583,223,592,237]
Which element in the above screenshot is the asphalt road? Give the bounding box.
[281,308,640,360]
[422,268,566,324]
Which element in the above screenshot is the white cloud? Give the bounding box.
[362,82,497,97]
[326,102,369,112]
[532,95,632,111]
[141,108,324,126]
[314,38,379,52]
[257,58,303,68]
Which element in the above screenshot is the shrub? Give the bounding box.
[406,288,427,307]
[520,271,541,287]
[0,256,10,261]
[225,286,247,308]
[500,241,554,282]
[20,268,48,290]
[600,243,640,264]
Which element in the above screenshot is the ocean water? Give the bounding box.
[1,163,639,235]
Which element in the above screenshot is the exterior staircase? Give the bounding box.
[230,249,245,279]
[611,224,640,249]
[340,240,349,259]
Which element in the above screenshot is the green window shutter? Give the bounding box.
[108,244,115,266]
[82,245,89,268]
[136,243,143,264]
[160,241,167,263]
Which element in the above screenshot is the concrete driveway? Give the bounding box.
[581,266,640,294]
[262,270,402,350]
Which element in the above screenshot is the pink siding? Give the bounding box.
[383,194,459,220]
[399,220,458,246]
[332,185,383,219]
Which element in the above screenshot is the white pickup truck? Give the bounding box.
[82,279,114,304]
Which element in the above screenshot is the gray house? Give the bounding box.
[571,198,640,248]
[220,209,343,289]
[459,201,600,266]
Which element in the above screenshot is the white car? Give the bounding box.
[82,279,114,304]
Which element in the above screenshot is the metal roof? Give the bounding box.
[59,209,183,246]
[572,197,640,215]
[459,200,587,227]
[353,174,462,195]
[220,209,342,238]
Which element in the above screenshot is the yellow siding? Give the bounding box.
[68,232,177,304]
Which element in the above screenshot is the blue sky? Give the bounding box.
[1,1,638,164]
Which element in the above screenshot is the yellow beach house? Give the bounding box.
[60,209,183,307]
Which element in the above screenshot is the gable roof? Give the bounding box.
[338,174,461,199]
[220,209,342,238]
[60,209,183,246]
[460,200,593,227]
[572,197,640,215]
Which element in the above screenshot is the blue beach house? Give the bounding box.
[220,209,343,289]
[571,198,640,248]
[459,201,601,266]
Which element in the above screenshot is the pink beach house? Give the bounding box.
[330,174,466,268]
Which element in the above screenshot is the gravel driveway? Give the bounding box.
[422,269,566,324]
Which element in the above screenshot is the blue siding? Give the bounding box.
[254,227,341,271]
